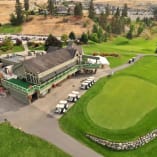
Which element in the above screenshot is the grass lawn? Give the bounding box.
[107,54,135,68]
[0,45,24,55]
[87,75,157,130]
[60,56,157,157]
[0,24,22,34]
[0,123,70,157]
[83,37,157,55]
[28,45,45,51]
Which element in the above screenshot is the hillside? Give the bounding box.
[21,16,94,36]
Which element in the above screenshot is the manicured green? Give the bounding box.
[0,123,70,157]
[60,56,157,157]
[83,37,157,55]
[0,24,22,34]
[87,76,157,129]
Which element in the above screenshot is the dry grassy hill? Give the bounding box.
[0,0,156,35]
[21,16,94,36]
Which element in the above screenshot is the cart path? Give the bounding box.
[0,54,155,157]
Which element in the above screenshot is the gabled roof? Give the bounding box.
[23,48,76,74]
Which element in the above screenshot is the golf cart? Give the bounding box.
[59,100,69,109]
[54,100,69,114]
[84,80,93,87]
[55,104,67,114]
[80,82,89,90]
[72,91,80,99]
[67,93,78,102]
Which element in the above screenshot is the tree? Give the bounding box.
[92,24,99,33]
[0,37,13,51]
[24,0,29,11]
[88,0,95,19]
[74,3,83,16]
[126,25,134,39]
[10,0,24,25]
[47,0,55,15]
[137,23,145,36]
[69,32,76,40]
[122,3,128,17]
[153,7,157,20]
[105,4,110,17]
[98,12,107,29]
[61,34,68,44]
[80,33,88,44]
[115,7,120,17]
[45,34,62,50]
[89,33,98,42]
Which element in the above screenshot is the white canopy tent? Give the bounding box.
[87,55,110,65]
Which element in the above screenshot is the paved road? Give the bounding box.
[0,54,149,157]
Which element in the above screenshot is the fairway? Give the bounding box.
[87,76,157,129]
[83,37,157,54]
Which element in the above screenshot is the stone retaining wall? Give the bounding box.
[86,129,157,150]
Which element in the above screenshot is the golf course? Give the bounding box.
[60,56,157,157]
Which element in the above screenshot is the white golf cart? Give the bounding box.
[55,104,67,114]
[59,100,69,109]
[84,80,92,87]
[80,82,89,90]
[67,93,78,102]
[72,91,80,99]
[87,77,95,85]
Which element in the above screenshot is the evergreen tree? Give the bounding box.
[105,4,110,17]
[126,25,134,39]
[88,0,95,19]
[45,34,62,50]
[115,7,120,17]
[80,33,88,44]
[99,12,107,29]
[61,34,68,44]
[153,7,157,20]
[69,32,76,40]
[10,0,24,25]
[137,23,145,36]
[92,24,99,33]
[122,3,128,17]
[24,0,29,11]
[74,3,83,16]
[47,0,55,15]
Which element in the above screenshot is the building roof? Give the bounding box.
[23,48,76,74]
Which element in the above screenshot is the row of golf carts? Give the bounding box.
[54,76,96,114]
[55,91,80,114]
[80,77,96,90]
